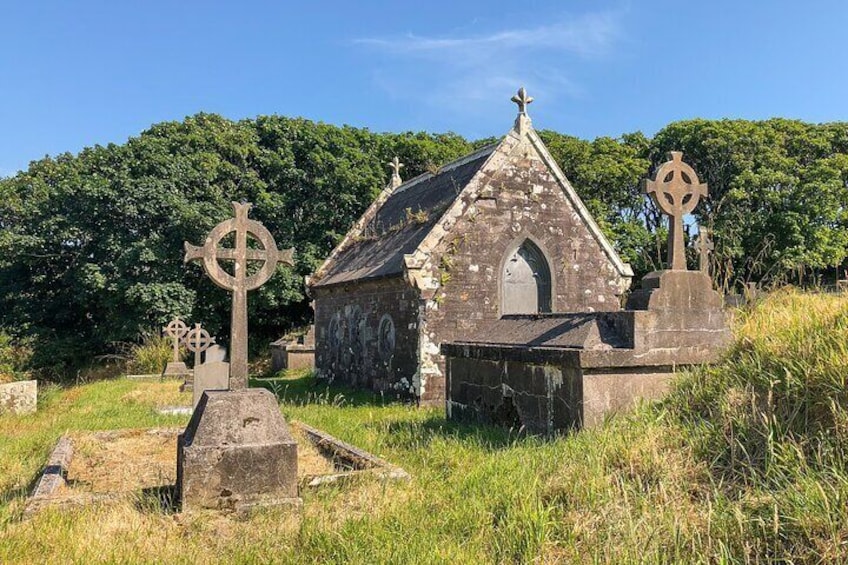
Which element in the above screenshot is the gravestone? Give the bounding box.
[192,362,230,408]
[697,228,714,275]
[644,151,707,270]
[205,344,228,363]
[181,323,215,392]
[161,319,190,377]
[179,202,298,512]
[184,202,294,390]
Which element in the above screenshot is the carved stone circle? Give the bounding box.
[644,151,708,270]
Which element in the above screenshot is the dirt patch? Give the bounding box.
[57,427,336,498]
[64,429,177,494]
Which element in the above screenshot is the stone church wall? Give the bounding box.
[312,277,420,398]
[418,149,628,404]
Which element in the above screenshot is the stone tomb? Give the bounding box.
[442,151,731,433]
[270,325,316,372]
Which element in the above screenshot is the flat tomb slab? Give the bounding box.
[26,424,407,516]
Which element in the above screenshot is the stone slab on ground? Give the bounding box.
[0,379,37,415]
[177,388,300,512]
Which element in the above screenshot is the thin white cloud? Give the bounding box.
[355,10,625,118]
[356,12,621,59]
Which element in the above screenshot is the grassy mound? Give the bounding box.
[0,290,846,563]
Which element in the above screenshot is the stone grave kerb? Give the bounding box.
[184,202,294,389]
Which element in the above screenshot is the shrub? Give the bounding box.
[0,330,33,383]
[126,334,175,375]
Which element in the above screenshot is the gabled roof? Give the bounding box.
[310,93,633,290]
[310,144,496,287]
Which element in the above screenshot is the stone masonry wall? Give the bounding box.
[419,141,628,404]
[313,277,420,398]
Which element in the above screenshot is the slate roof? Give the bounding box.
[312,145,496,287]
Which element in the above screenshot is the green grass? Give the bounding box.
[1,289,847,563]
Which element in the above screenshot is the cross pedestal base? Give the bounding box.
[162,361,189,378]
[177,388,300,513]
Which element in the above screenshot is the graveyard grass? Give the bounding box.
[1,289,847,563]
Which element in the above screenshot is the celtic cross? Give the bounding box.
[184,202,294,390]
[696,228,714,274]
[184,323,215,368]
[644,151,708,270]
[388,156,404,189]
[511,87,533,115]
[162,318,188,363]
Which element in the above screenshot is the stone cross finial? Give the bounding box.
[184,323,215,368]
[511,87,533,115]
[388,156,404,189]
[697,227,714,274]
[184,202,294,390]
[644,151,708,271]
[163,318,188,362]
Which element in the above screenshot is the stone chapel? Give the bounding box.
[307,88,634,405]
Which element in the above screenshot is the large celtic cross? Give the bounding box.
[184,202,294,390]
[644,151,708,270]
[184,323,215,368]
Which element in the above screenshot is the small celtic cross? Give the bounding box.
[184,323,215,368]
[184,202,294,389]
[162,318,188,363]
[644,151,708,270]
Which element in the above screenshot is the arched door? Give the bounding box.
[502,239,552,315]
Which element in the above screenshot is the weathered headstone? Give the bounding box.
[644,151,708,270]
[0,380,37,415]
[697,228,714,274]
[184,202,294,390]
[161,319,190,377]
[179,202,298,512]
[204,344,228,363]
[192,361,230,408]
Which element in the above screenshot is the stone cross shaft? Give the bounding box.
[163,319,188,362]
[697,228,714,274]
[184,202,294,390]
[184,323,215,368]
[644,151,708,270]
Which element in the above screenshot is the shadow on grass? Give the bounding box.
[135,484,179,515]
[373,413,537,452]
[250,371,403,408]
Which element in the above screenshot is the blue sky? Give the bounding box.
[2,1,848,176]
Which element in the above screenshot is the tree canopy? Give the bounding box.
[2,114,847,376]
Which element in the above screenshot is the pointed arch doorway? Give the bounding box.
[501,239,553,315]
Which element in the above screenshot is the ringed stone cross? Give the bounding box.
[184,202,294,390]
[184,323,215,368]
[163,318,188,363]
[644,151,708,271]
[697,228,714,274]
